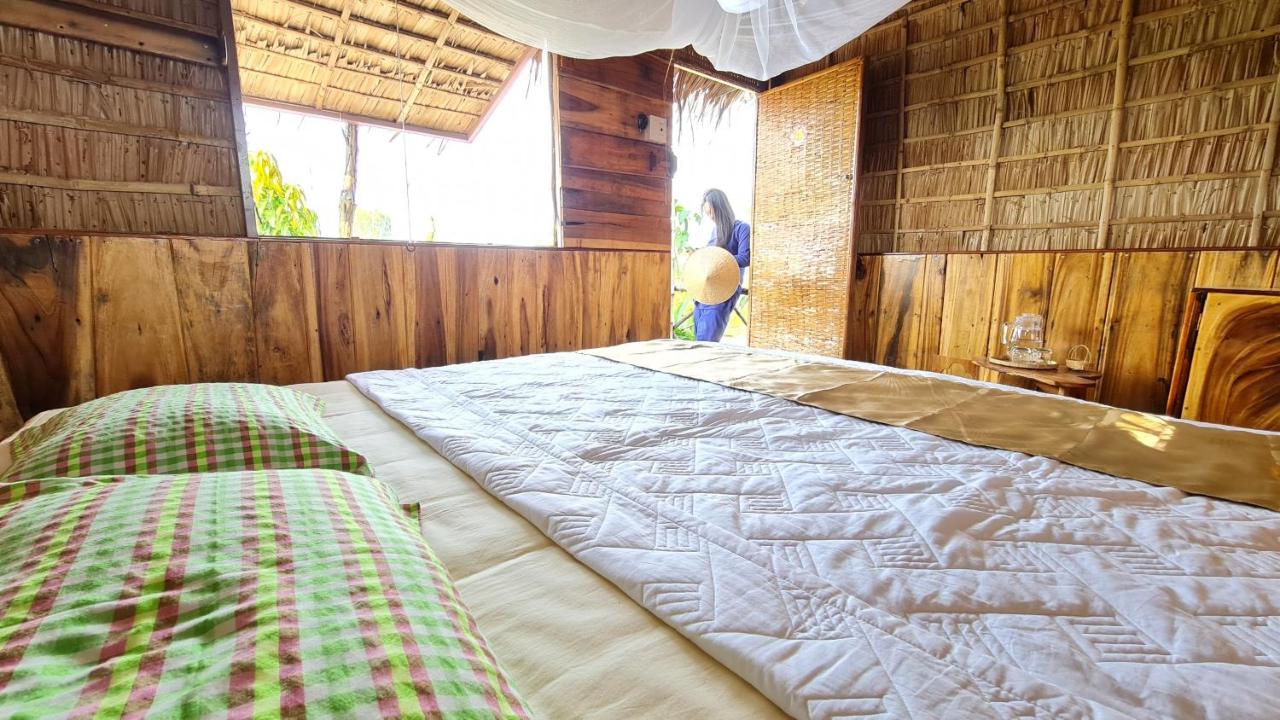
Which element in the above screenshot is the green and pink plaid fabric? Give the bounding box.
[0,469,531,719]
[1,384,369,497]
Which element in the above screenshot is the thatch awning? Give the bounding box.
[231,0,532,140]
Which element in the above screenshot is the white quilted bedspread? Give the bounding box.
[349,352,1280,720]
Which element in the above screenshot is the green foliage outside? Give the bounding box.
[249,150,319,236]
[670,199,749,343]
[353,208,393,240]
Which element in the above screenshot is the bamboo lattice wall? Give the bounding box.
[776,0,1280,254]
[0,0,250,235]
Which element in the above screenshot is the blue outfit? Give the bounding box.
[694,220,750,342]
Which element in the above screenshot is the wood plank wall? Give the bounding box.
[557,54,673,250]
[0,233,670,421]
[0,0,250,236]
[850,248,1280,412]
[777,0,1280,253]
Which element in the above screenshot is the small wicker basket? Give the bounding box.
[1065,344,1092,371]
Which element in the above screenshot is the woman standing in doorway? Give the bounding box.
[694,188,751,342]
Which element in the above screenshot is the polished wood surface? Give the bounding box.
[851,248,1280,414]
[0,233,670,420]
[1170,288,1280,431]
[0,0,249,235]
[557,54,673,250]
[971,357,1100,399]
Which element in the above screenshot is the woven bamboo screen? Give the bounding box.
[231,0,530,139]
[774,0,1280,254]
[751,59,863,357]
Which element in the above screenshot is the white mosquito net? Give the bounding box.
[443,0,909,80]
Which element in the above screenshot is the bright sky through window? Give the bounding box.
[243,59,555,245]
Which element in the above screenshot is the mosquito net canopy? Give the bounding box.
[444,0,908,80]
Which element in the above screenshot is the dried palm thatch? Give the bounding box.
[673,67,754,136]
[231,0,531,140]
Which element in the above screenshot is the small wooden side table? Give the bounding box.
[971,358,1102,400]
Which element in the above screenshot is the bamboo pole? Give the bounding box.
[397,10,461,124]
[980,0,1009,251]
[894,17,908,240]
[1249,71,1280,246]
[315,0,359,110]
[1095,0,1135,250]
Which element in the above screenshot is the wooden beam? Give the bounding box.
[219,0,256,237]
[0,170,240,197]
[1250,72,1280,246]
[315,0,360,110]
[398,10,460,125]
[3,0,221,66]
[237,61,483,119]
[980,0,1009,251]
[239,96,471,143]
[1094,0,1134,250]
[468,48,535,141]
[0,107,236,149]
[51,0,220,38]
[357,0,519,48]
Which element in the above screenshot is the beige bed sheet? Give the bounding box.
[297,381,785,720]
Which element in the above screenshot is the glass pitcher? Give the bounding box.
[1001,313,1046,363]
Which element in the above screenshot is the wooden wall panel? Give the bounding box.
[556,54,673,250]
[250,241,322,384]
[171,238,257,382]
[1098,251,1196,411]
[0,234,670,419]
[0,3,249,235]
[0,234,94,416]
[854,247,1273,414]
[784,0,1280,254]
[91,237,190,395]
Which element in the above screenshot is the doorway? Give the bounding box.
[670,71,758,345]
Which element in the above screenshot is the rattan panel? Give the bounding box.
[750,59,862,357]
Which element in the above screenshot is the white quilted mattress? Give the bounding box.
[350,351,1280,720]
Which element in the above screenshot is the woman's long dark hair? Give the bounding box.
[703,188,736,249]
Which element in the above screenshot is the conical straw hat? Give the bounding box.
[684,246,740,305]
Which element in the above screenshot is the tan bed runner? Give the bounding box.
[585,340,1280,511]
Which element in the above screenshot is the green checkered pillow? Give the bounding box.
[0,384,369,495]
[0,469,531,718]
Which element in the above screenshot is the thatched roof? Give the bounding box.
[231,0,532,140]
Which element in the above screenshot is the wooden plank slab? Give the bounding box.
[170,238,256,383]
[250,241,322,384]
[561,127,671,178]
[987,252,1054,359]
[875,255,927,367]
[315,243,357,380]
[412,246,451,368]
[1045,251,1113,370]
[562,168,670,218]
[0,234,94,417]
[507,250,545,357]
[347,243,411,372]
[4,0,221,66]
[0,351,20,437]
[537,250,589,353]
[563,208,671,246]
[1193,249,1278,289]
[936,253,996,378]
[91,237,189,395]
[847,254,882,362]
[558,54,670,101]
[1098,251,1196,412]
[558,74,671,144]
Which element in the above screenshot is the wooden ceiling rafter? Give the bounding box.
[397,8,459,123]
[314,0,362,109]
[229,0,531,139]
[233,14,503,91]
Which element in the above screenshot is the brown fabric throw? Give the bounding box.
[584,340,1280,511]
